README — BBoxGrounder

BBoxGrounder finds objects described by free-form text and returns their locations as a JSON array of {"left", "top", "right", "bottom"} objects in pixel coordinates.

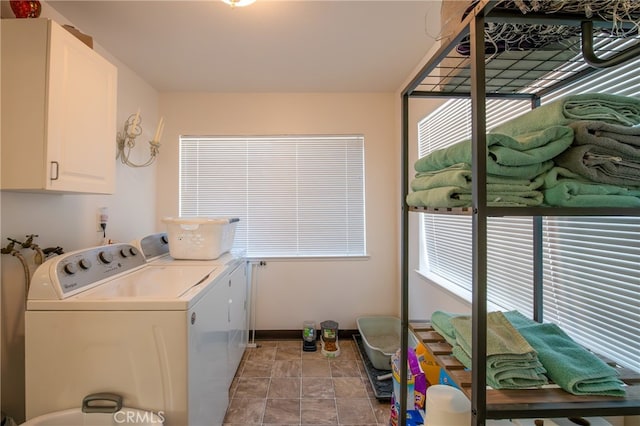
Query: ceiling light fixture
[{"left": 222, "top": 0, "right": 256, "bottom": 7}]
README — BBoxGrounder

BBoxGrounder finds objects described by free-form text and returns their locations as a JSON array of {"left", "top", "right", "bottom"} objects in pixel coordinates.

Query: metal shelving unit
[{"left": 399, "top": 1, "right": 640, "bottom": 425}]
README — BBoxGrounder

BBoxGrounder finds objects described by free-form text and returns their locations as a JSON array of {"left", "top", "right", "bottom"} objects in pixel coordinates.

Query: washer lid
[{"left": 28, "top": 265, "right": 220, "bottom": 311}]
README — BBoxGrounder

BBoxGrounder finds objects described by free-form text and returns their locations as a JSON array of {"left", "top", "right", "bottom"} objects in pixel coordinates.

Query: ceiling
[{"left": 46, "top": 0, "right": 443, "bottom": 93}]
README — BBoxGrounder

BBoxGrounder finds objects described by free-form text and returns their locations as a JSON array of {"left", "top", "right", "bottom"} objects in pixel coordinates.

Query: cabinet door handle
[{"left": 50, "top": 161, "right": 59, "bottom": 181}]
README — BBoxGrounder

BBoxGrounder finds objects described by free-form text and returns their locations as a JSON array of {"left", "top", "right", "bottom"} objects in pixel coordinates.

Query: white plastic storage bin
[{"left": 162, "top": 217, "right": 239, "bottom": 260}]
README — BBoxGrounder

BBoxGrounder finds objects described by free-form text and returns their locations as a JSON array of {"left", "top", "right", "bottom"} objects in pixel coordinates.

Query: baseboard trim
[{"left": 253, "top": 329, "right": 358, "bottom": 341}]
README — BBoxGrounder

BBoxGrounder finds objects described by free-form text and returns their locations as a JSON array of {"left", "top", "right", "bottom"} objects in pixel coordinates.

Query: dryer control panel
[
  {"left": 29, "top": 243, "right": 147, "bottom": 300},
  {"left": 137, "top": 232, "right": 170, "bottom": 260}
]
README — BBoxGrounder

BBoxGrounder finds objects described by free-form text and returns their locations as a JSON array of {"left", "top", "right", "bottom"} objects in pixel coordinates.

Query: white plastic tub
[
  {"left": 22, "top": 393, "right": 163, "bottom": 426},
  {"left": 162, "top": 217, "right": 239, "bottom": 260},
  {"left": 21, "top": 408, "right": 164, "bottom": 426},
  {"left": 356, "top": 315, "right": 418, "bottom": 370}
]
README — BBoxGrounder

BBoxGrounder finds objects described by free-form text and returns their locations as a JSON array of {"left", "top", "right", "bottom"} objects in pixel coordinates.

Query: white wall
[
  {"left": 0, "top": 4, "right": 160, "bottom": 422},
  {"left": 405, "top": 97, "right": 471, "bottom": 321},
  {"left": 156, "top": 92, "right": 400, "bottom": 331}
]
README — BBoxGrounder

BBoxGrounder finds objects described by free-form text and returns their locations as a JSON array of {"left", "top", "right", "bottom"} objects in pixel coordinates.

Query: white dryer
[
  {"left": 26, "top": 242, "right": 232, "bottom": 426},
  {"left": 133, "top": 233, "right": 249, "bottom": 384}
]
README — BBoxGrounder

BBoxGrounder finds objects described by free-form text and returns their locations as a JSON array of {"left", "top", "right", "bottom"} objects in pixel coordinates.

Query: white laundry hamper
[
  {"left": 162, "top": 217, "right": 239, "bottom": 260},
  {"left": 21, "top": 393, "right": 164, "bottom": 426}
]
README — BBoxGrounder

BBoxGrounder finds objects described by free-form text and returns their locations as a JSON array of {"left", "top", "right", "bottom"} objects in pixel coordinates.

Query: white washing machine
[
  {"left": 25, "top": 242, "right": 233, "bottom": 426},
  {"left": 133, "top": 232, "right": 249, "bottom": 380}
]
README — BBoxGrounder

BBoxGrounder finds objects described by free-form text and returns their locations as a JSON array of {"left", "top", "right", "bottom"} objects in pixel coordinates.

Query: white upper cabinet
[{"left": 1, "top": 19, "right": 117, "bottom": 194}]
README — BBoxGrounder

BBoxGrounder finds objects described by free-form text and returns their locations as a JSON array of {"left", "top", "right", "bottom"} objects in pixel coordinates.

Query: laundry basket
[
  {"left": 21, "top": 393, "right": 164, "bottom": 426},
  {"left": 162, "top": 217, "right": 239, "bottom": 260}
]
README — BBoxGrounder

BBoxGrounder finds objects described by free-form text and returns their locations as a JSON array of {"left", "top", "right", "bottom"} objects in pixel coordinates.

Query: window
[
  {"left": 419, "top": 97, "right": 536, "bottom": 316},
  {"left": 180, "top": 135, "right": 366, "bottom": 258},
  {"left": 417, "top": 55, "right": 640, "bottom": 372}
]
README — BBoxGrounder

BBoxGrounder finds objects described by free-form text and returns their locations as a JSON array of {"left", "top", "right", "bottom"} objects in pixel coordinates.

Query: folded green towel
[
  {"left": 571, "top": 120, "right": 640, "bottom": 149},
  {"left": 556, "top": 144, "right": 640, "bottom": 186},
  {"left": 488, "top": 361, "right": 548, "bottom": 390},
  {"left": 455, "top": 192, "right": 543, "bottom": 207},
  {"left": 414, "top": 129, "right": 571, "bottom": 179},
  {"left": 504, "top": 311, "right": 626, "bottom": 397},
  {"left": 517, "top": 323, "right": 626, "bottom": 396},
  {"left": 543, "top": 167, "right": 640, "bottom": 207},
  {"left": 411, "top": 163, "right": 546, "bottom": 192},
  {"left": 408, "top": 164, "right": 546, "bottom": 208},
  {"left": 430, "top": 310, "right": 461, "bottom": 346},
  {"left": 563, "top": 94, "right": 640, "bottom": 126},
  {"left": 489, "top": 127, "right": 574, "bottom": 166},
  {"left": 450, "top": 311, "right": 538, "bottom": 358},
  {"left": 452, "top": 345, "right": 549, "bottom": 390},
  {"left": 407, "top": 187, "right": 470, "bottom": 208},
  {"left": 503, "top": 310, "right": 535, "bottom": 329},
  {"left": 449, "top": 312, "right": 549, "bottom": 389},
  {"left": 406, "top": 187, "right": 543, "bottom": 208},
  {"left": 492, "top": 94, "right": 640, "bottom": 137}
]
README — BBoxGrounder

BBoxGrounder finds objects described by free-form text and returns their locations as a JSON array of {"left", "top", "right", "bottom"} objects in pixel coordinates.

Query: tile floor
[{"left": 223, "top": 339, "right": 393, "bottom": 425}]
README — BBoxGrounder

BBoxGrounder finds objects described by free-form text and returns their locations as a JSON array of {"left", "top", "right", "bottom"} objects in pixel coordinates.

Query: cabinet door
[
  {"left": 2, "top": 19, "right": 49, "bottom": 191},
  {"left": 228, "top": 262, "right": 248, "bottom": 381},
  {"left": 45, "top": 22, "right": 117, "bottom": 193}
]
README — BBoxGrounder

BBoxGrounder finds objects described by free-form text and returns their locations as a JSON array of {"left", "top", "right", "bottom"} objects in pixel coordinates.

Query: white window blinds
[
  {"left": 419, "top": 98, "right": 536, "bottom": 316},
  {"left": 423, "top": 214, "right": 535, "bottom": 316},
  {"left": 417, "top": 55, "right": 640, "bottom": 372},
  {"left": 180, "top": 135, "right": 366, "bottom": 258},
  {"left": 541, "top": 216, "right": 640, "bottom": 370}
]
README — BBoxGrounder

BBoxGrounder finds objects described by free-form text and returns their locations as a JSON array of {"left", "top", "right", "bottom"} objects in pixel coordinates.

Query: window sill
[
  {"left": 247, "top": 255, "right": 370, "bottom": 262},
  {"left": 414, "top": 269, "right": 504, "bottom": 312}
]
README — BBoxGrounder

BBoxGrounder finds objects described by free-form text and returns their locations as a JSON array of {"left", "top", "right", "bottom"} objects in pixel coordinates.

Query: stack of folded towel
[
  {"left": 407, "top": 93, "right": 640, "bottom": 208},
  {"left": 491, "top": 93, "right": 640, "bottom": 207},
  {"left": 430, "top": 310, "right": 548, "bottom": 389},
  {"left": 408, "top": 163, "right": 546, "bottom": 208},
  {"left": 407, "top": 127, "right": 573, "bottom": 208},
  {"left": 559, "top": 121, "right": 640, "bottom": 185},
  {"left": 546, "top": 121, "right": 640, "bottom": 206},
  {"left": 543, "top": 166, "right": 640, "bottom": 207},
  {"left": 430, "top": 310, "right": 627, "bottom": 396}
]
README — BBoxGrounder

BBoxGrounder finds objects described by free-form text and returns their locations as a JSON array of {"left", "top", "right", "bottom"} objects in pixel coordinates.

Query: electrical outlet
[{"left": 97, "top": 207, "right": 109, "bottom": 234}]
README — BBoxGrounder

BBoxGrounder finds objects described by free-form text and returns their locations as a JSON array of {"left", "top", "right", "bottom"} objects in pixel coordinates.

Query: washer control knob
[
  {"left": 99, "top": 251, "right": 114, "bottom": 264},
  {"left": 63, "top": 263, "right": 77, "bottom": 275},
  {"left": 120, "top": 247, "right": 139, "bottom": 257},
  {"left": 78, "top": 258, "right": 92, "bottom": 270}
]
